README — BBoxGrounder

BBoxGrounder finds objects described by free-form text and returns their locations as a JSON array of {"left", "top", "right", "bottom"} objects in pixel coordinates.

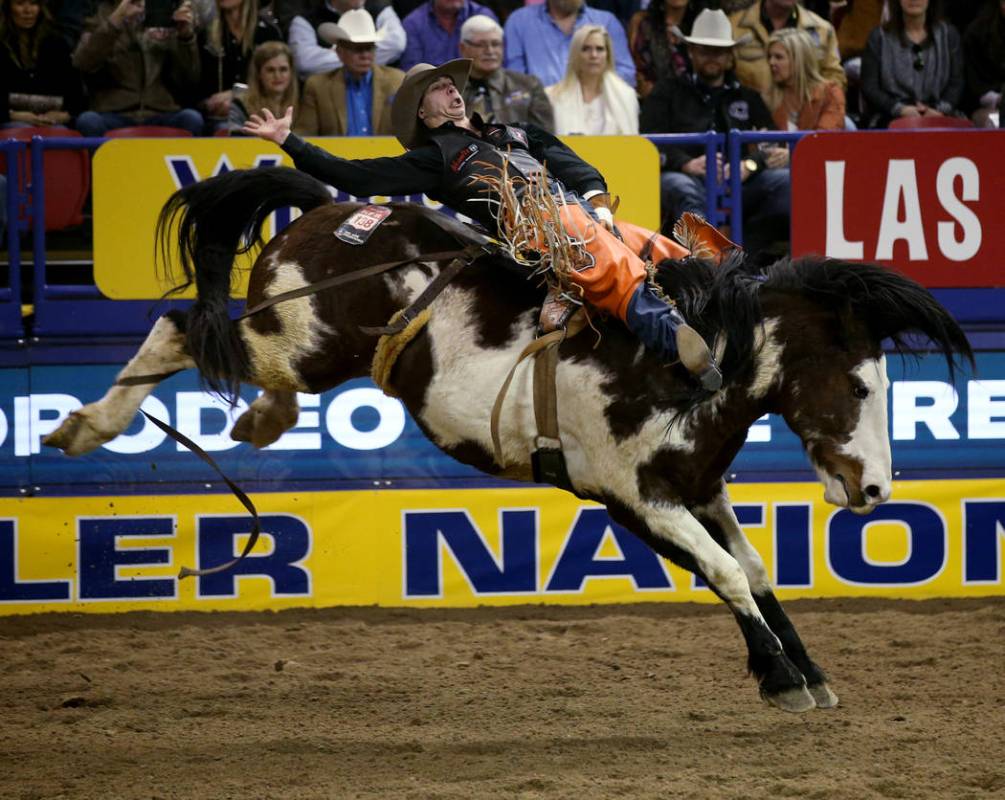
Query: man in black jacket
[
  {"left": 244, "top": 58, "right": 723, "bottom": 389},
  {"left": 640, "top": 9, "right": 790, "bottom": 255}
]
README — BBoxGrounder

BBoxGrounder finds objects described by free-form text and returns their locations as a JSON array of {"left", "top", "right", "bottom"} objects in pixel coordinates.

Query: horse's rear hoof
[
  {"left": 42, "top": 414, "right": 84, "bottom": 455},
  {"left": 230, "top": 410, "right": 255, "bottom": 444},
  {"left": 42, "top": 411, "right": 112, "bottom": 456},
  {"left": 762, "top": 685, "right": 816, "bottom": 713},
  {"left": 807, "top": 681, "right": 839, "bottom": 709}
]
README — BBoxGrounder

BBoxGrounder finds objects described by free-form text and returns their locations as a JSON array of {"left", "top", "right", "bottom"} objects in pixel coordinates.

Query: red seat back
[
  {"left": 104, "top": 126, "right": 195, "bottom": 138},
  {"left": 0, "top": 126, "right": 90, "bottom": 231},
  {"left": 888, "top": 115, "right": 975, "bottom": 130}
]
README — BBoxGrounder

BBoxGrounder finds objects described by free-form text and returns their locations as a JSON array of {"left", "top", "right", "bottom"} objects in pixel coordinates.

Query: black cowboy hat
[{"left": 391, "top": 58, "right": 472, "bottom": 150}]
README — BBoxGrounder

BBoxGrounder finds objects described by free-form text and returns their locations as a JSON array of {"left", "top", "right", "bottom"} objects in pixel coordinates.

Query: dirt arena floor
[{"left": 1, "top": 597, "right": 1003, "bottom": 800}]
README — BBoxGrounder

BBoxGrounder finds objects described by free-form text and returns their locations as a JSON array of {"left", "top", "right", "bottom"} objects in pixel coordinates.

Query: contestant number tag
[{"left": 335, "top": 205, "right": 392, "bottom": 245}]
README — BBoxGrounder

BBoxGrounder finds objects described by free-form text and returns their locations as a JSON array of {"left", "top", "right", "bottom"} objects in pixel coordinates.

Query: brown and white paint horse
[{"left": 45, "top": 168, "right": 973, "bottom": 713}]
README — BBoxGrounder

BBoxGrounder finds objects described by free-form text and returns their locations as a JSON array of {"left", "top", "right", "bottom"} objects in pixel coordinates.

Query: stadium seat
[
  {"left": 0, "top": 126, "right": 89, "bottom": 231},
  {"left": 888, "top": 115, "right": 975, "bottom": 130},
  {"left": 104, "top": 126, "right": 195, "bottom": 138}
]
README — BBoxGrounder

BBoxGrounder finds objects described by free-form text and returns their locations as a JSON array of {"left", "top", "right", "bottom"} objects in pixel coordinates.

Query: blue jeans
[
  {"left": 75, "top": 108, "right": 205, "bottom": 137},
  {"left": 660, "top": 168, "right": 791, "bottom": 255}
]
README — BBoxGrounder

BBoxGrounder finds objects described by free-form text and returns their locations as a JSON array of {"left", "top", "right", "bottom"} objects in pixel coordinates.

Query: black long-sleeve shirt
[
  {"left": 280, "top": 120, "right": 607, "bottom": 213},
  {"left": 640, "top": 72, "right": 775, "bottom": 172}
]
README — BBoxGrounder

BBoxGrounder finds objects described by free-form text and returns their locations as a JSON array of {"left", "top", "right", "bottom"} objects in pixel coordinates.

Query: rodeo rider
[{"left": 244, "top": 58, "right": 723, "bottom": 391}]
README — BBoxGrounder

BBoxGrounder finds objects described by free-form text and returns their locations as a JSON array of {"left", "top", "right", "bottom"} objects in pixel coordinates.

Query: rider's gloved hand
[{"left": 586, "top": 192, "right": 616, "bottom": 233}]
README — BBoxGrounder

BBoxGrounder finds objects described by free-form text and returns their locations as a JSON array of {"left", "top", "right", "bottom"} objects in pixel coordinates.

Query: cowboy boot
[{"left": 624, "top": 283, "right": 723, "bottom": 391}]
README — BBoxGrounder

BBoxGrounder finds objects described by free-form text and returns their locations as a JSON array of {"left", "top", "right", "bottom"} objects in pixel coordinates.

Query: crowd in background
[{"left": 0, "top": 0, "right": 1002, "bottom": 237}]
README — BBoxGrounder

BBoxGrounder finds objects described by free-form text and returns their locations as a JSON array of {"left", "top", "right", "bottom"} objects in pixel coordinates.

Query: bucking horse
[{"left": 44, "top": 167, "right": 973, "bottom": 713}]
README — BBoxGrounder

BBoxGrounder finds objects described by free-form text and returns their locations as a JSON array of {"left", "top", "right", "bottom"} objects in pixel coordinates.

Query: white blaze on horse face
[
  {"left": 840, "top": 355, "right": 892, "bottom": 506},
  {"left": 815, "top": 355, "right": 892, "bottom": 511}
]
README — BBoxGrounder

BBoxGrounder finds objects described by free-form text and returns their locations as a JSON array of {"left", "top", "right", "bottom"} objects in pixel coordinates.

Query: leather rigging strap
[
  {"left": 237, "top": 244, "right": 487, "bottom": 324},
  {"left": 141, "top": 410, "right": 263, "bottom": 579},
  {"left": 490, "top": 311, "right": 587, "bottom": 493},
  {"left": 359, "top": 255, "right": 470, "bottom": 336}
]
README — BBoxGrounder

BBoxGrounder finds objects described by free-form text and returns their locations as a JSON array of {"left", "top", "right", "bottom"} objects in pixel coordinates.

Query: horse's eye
[{"left": 853, "top": 384, "right": 869, "bottom": 400}]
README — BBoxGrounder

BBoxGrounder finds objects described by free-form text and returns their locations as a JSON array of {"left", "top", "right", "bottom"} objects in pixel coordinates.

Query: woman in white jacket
[{"left": 546, "top": 24, "right": 639, "bottom": 135}]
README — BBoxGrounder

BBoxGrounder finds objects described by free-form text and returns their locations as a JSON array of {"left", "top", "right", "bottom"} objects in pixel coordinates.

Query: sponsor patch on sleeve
[{"left": 334, "top": 205, "right": 393, "bottom": 245}]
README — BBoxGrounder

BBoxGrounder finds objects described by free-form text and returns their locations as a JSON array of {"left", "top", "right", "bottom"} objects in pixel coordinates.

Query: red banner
[{"left": 790, "top": 131, "right": 1004, "bottom": 288}]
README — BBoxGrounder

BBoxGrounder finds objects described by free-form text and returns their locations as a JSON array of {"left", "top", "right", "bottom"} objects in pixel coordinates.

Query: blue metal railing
[
  {"left": 726, "top": 129, "right": 809, "bottom": 247},
  {"left": 0, "top": 139, "right": 26, "bottom": 339},
  {"left": 2, "top": 128, "right": 1002, "bottom": 340},
  {"left": 644, "top": 132, "right": 726, "bottom": 226},
  {"left": 31, "top": 137, "right": 103, "bottom": 302},
  {"left": 16, "top": 135, "right": 195, "bottom": 338},
  {"left": 2, "top": 131, "right": 727, "bottom": 340}
]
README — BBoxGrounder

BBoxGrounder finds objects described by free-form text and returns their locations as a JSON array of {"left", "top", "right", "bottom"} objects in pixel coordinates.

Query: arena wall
[{"left": 1, "top": 133, "right": 1002, "bottom": 615}]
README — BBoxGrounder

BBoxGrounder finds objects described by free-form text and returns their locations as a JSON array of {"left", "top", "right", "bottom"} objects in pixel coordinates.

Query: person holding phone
[
  {"left": 72, "top": 0, "right": 205, "bottom": 136},
  {"left": 195, "top": 0, "right": 282, "bottom": 132}
]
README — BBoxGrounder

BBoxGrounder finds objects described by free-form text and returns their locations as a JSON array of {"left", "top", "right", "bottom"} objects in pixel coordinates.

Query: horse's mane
[
  {"left": 762, "top": 256, "right": 974, "bottom": 378},
  {"left": 653, "top": 253, "right": 974, "bottom": 387}
]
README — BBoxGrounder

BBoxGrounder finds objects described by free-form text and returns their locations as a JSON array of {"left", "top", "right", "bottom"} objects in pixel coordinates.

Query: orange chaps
[{"left": 549, "top": 205, "right": 689, "bottom": 321}]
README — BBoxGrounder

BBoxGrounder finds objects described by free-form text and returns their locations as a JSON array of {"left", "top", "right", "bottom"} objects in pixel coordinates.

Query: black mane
[{"left": 654, "top": 253, "right": 974, "bottom": 385}]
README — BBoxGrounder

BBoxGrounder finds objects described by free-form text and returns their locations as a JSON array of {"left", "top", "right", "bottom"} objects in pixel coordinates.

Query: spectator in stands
[
  {"left": 197, "top": 0, "right": 282, "bottom": 132},
  {"left": 964, "top": 0, "right": 1005, "bottom": 127},
  {"left": 53, "top": 0, "right": 100, "bottom": 48},
  {"left": 400, "top": 0, "right": 496, "bottom": 70},
  {"left": 504, "top": 0, "right": 635, "bottom": 88},
  {"left": 835, "top": 0, "right": 885, "bottom": 69},
  {"left": 289, "top": 0, "right": 405, "bottom": 79},
  {"left": 729, "top": 0, "right": 844, "bottom": 94},
  {"left": 228, "top": 40, "right": 298, "bottom": 130},
  {"left": 546, "top": 24, "right": 637, "bottom": 134},
  {"left": 0, "top": 0, "right": 85, "bottom": 127},
  {"left": 72, "top": 0, "right": 204, "bottom": 136},
  {"left": 765, "top": 27, "right": 845, "bottom": 130},
  {"left": 295, "top": 8, "right": 403, "bottom": 134},
  {"left": 640, "top": 9, "right": 789, "bottom": 255},
  {"left": 458, "top": 14, "right": 554, "bottom": 129},
  {"left": 628, "top": 0, "right": 699, "bottom": 98},
  {"left": 860, "top": 0, "right": 963, "bottom": 127}
]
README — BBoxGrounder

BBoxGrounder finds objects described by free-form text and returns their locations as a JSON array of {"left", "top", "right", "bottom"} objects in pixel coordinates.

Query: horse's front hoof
[
  {"left": 762, "top": 685, "right": 816, "bottom": 713},
  {"left": 806, "top": 681, "right": 839, "bottom": 709}
]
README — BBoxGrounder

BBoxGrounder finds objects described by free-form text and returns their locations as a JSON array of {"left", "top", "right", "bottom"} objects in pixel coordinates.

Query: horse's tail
[{"left": 155, "top": 167, "right": 332, "bottom": 399}]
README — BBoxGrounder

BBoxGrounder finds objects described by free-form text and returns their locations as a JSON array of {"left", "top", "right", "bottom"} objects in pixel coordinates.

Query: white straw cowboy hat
[
  {"left": 391, "top": 58, "right": 472, "bottom": 150},
  {"left": 318, "top": 8, "right": 386, "bottom": 45},
  {"left": 672, "top": 8, "right": 752, "bottom": 48}
]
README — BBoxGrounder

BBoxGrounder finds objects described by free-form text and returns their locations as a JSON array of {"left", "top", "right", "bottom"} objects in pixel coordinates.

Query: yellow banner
[
  {"left": 1, "top": 480, "right": 1002, "bottom": 615},
  {"left": 93, "top": 136, "right": 661, "bottom": 299}
]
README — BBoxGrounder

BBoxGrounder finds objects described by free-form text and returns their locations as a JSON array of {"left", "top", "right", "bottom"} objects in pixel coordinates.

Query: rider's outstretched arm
[
  {"left": 244, "top": 106, "right": 442, "bottom": 198},
  {"left": 280, "top": 133, "right": 442, "bottom": 198}
]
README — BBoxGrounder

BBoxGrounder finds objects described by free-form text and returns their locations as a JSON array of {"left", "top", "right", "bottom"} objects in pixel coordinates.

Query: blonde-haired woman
[
  {"left": 228, "top": 41, "right": 298, "bottom": 133},
  {"left": 197, "top": 0, "right": 282, "bottom": 131},
  {"left": 765, "top": 28, "right": 846, "bottom": 131},
  {"left": 546, "top": 25, "right": 639, "bottom": 136}
]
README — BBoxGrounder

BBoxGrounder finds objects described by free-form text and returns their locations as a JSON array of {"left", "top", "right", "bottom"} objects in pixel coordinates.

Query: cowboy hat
[
  {"left": 671, "top": 9, "right": 752, "bottom": 48},
  {"left": 318, "top": 9, "right": 385, "bottom": 45},
  {"left": 391, "top": 59, "right": 472, "bottom": 150}
]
